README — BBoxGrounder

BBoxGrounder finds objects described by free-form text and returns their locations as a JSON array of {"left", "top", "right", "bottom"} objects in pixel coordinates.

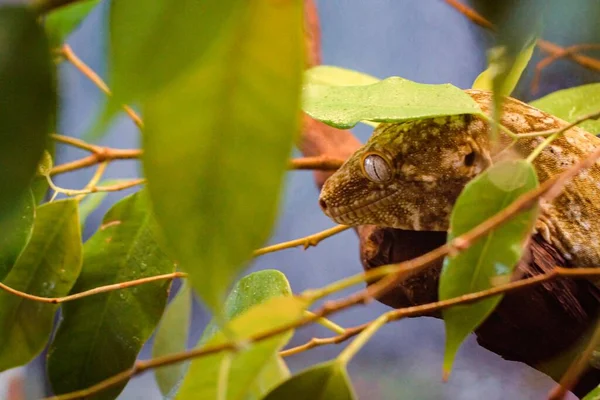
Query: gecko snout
[{"left": 318, "top": 197, "right": 328, "bottom": 213}]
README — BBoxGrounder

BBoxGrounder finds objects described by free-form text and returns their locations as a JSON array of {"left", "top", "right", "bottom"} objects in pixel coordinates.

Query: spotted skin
[{"left": 319, "top": 89, "right": 600, "bottom": 268}]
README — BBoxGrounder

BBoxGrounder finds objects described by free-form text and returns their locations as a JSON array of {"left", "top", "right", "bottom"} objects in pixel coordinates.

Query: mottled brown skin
[{"left": 320, "top": 89, "right": 600, "bottom": 270}]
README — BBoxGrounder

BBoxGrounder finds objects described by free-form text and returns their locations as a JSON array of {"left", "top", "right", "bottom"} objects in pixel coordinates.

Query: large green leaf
[
  {"left": 44, "top": 0, "right": 101, "bottom": 48},
  {"left": 142, "top": 0, "right": 304, "bottom": 313},
  {"left": 439, "top": 160, "right": 539, "bottom": 377},
  {"left": 302, "top": 77, "right": 483, "bottom": 129},
  {"left": 109, "top": 0, "right": 243, "bottom": 109},
  {"left": 0, "top": 199, "right": 82, "bottom": 372},
  {"left": 47, "top": 191, "right": 176, "bottom": 400},
  {"left": 304, "top": 65, "right": 379, "bottom": 87},
  {"left": 0, "top": 190, "right": 35, "bottom": 281},
  {"left": 175, "top": 274, "right": 305, "bottom": 400},
  {"left": 262, "top": 360, "right": 356, "bottom": 400},
  {"left": 78, "top": 179, "right": 132, "bottom": 227},
  {"left": 0, "top": 6, "right": 54, "bottom": 225},
  {"left": 152, "top": 281, "right": 192, "bottom": 398},
  {"left": 530, "top": 83, "right": 600, "bottom": 134}
]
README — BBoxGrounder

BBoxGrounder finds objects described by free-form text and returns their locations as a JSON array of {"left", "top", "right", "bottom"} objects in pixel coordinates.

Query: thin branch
[
  {"left": 443, "top": 0, "right": 495, "bottom": 31},
  {"left": 0, "top": 272, "right": 185, "bottom": 304},
  {"left": 51, "top": 134, "right": 99, "bottom": 153},
  {"left": 46, "top": 267, "right": 600, "bottom": 400},
  {"left": 253, "top": 225, "right": 350, "bottom": 257},
  {"left": 50, "top": 148, "right": 142, "bottom": 176},
  {"left": 548, "top": 321, "right": 600, "bottom": 400},
  {"left": 444, "top": 0, "right": 600, "bottom": 75},
  {"left": 284, "top": 267, "right": 600, "bottom": 358},
  {"left": 532, "top": 44, "right": 600, "bottom": 94},
  {"left": 288, "top": 156, "right": 345, "bottom": 171},
  {"left": 59, "top": 45, "right": 144, "bottom": 129},
  {"left": 47, "top": 176, "right": 145, "bottom": 197}
]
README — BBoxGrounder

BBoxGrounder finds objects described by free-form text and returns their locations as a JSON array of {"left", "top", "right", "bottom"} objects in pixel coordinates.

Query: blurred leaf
[
  {"left": 78, "top": 179, "right": 132, "bottom": 227},
  {"left": 164, "top": 270, "right": 293, "bottom": 398},
  {"left": 47, "top": 191, "right": 175, "bottom": 400},
  {"left": 304, "top": 66, "right": 379, "bottom": 86},
  {"left": 472, "top": 39, "right": 536, "bottom": 97},
  {"left": 583, "top": 385, "right": 600, "bottom": 400},
  {"left": 249, "top": 355, "right": 290, "bottom": 399},
  {"left": 439, "top": 160, "right": 539, "bottom": 377},
  {"left": 530, "top": 83, "right": 600, "bottom": 134},
  {"left": 176, "top": 291, "right": 306, "bottom": 400},
  {"left": 152, "top": 281, "right": 192, "bottom": 398},
  {"left": 142, "top": 0, "right": 304, "bottom": 313},
  {"left": 0, "top": 199, "right": 82, "bottom": 372},
  {"left": 0, "top": 6, "right": 54, "bottom": 225},
  {"left": 302, "top": 77, "right": 483, "bottom": 129},
  {"left": 200, "top": 270, "right": 293, "bottom": 345},
  {"left": 108, "top": 0, "right": 245, "bottom": 112},
  {"left": 262, "top": 360, "right": 356, "bottom": 400},
  {"left": 44, "top": 0, "right": 100, "bottom": 49},
  {"left": 0, "top": 190, "right": 35, "bottom": 281}
]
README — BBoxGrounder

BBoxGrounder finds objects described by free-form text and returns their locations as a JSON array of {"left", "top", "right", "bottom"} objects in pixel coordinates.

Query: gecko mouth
[{"left": 321, "top": 190, "right": 402, "bottom": 227}]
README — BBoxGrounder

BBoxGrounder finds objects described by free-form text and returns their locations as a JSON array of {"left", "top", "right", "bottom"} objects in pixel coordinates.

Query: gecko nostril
[{"left": 319, "top": 198, "right": 328, "bottom": 211}]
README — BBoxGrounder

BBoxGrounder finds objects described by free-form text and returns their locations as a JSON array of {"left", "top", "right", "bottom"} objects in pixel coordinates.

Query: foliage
[{"left": 0, "top": 1, "right": 597, "bottom": 399}]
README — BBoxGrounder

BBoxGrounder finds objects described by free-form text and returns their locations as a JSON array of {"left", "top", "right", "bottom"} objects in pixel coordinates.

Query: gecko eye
[{"left": 362, "top": 153, "right": 392, "bottom": 183}]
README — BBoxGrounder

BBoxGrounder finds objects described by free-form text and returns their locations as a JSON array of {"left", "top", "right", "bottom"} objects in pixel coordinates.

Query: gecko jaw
[{"left": 321, "top": 189, "right": 403, "bottom": 227}]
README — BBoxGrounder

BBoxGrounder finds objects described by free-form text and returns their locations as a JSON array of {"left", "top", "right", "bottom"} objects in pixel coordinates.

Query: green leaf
[
  {"left": 472, "top": 38, "right": 536, "bottom": 97},
  {"left": 530, "top": 83, "right": 600, "bottom": 134},
  {"left": 248, "top": 355, "right": 290, "bottom": 399},
  {"left": 0, "top": 199, "right": 82, "bottom": 372},
  {"left": 0, "top": 6, "right": 54, "bottom": 225},
  {"left": 302, "top": 77, "right": 483, "bottom": 129},
  {"left": 78, "top": 179, "right": 132, "bottom": 227},
  {"left": 262, "top": 360, "right": 356, "bottom": 400},
  {"left": 152, "top": 281, "right": 192, "bottom": 398},
  {"left": 304, "top": 66, "right": 380, "bottom": 87},
  {"left": 176, "top": 279, "right": 305, "bottom": 400},
  {"left": 142, "top": 0, "right": 304, "bottom": 313},
  {"left": 199, "top": 270, "right": 293, "bottom": 345},
  {"left": 44, "top": 0, "right": 100, "bottom": 49},
  {"left": 583, "top": 385, "right": 600, "bottom": 400},
  {"left": 0, "top": 190, "right": 35, "bottom": 281},
  {"left": 439, "top": 160, "right": 539, "bottom": 378},
  {"left": 47, "top": 191, "right": 176, "bottom": 400}
]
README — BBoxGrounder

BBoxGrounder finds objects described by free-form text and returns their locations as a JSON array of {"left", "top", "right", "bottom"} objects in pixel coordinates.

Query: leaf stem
[
  {"left": 526, "top": 109, "right": 600, "bottom": 163},
  {"left": 46, "top": 176, "right": 145, "bottom": 197},
  {"left": 304, "top": 310, "right": 346, "bottom": 335},
  {"left": 0, "top": 272, "right": 185, "bottom": 304},
  {"left": 288, "top": 156, "right": 345, "bottom": 171},
  {"left": 217, "top": 352, "right": 233, "bottom": 400},
  {"left": 253, "top": 225, "right": 350, "bottom": 257},
  {"left": 337, "top": 314, "right": 387, "bottom": 364},
  {"left": 59, "top": 45, "right": 144, "bottom": 129}
]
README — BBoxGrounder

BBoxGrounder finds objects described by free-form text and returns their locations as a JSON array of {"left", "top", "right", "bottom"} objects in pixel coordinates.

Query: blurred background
[{"left": 2, "top": 1, "right": 599, "bottom": 399}]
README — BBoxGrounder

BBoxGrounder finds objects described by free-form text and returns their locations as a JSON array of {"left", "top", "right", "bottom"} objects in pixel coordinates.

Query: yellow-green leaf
[
  {"left": 302, "top": 77, "right": 483, "bottom": 129},
  {"left": 142, "top": 0, "right": 304, "bottom": 314},
  {"left": 0, "top": 199, "right": 82, "bottom": 372},
  {"left": 175, "top": 295, "right": 308, "bottom": 400},
  {"left": 472, "top": 39, "right": 536, "bottom": 97},
  {"left": 0, "top": 6, "right": 54, "bottom": 225},
  {"left": 262, "top": 360, "right": 356, "bottom": 400},
  {"left": 47, "top": 191, "right": 176, "bottom": 400},
  {"left": 44, "top": 0, "right": 100, "bottom": 49},
  {"left": 439, "top": 160, "right": 539, "bottom": 378}
]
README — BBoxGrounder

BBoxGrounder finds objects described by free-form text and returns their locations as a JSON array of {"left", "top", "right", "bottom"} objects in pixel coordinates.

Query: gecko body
[{"left": 319, "top": 90, "right": 600, "bottom": 268}]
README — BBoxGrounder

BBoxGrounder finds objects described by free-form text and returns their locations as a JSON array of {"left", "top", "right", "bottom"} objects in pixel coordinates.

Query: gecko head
[{"left": 318, "top": 115, "right": 492, "bottom": 231}]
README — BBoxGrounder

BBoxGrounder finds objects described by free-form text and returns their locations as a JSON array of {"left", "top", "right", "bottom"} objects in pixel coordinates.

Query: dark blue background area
[{"left": 16, "top": 1, "right": 599, "bottom": 399}]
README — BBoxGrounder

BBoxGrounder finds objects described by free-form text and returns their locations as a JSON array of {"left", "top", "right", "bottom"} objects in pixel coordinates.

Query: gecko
[{"left": 318, "top": 89, "right": 600, "bottom": 269}]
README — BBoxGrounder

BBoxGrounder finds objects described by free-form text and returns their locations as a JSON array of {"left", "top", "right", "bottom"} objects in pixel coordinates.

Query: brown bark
[{"left": 302, "top": 1, "right": 599, "bottom": 397}]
